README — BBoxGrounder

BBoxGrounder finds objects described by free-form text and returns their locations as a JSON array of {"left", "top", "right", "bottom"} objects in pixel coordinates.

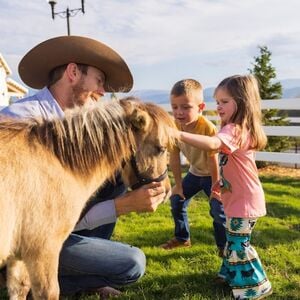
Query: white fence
[
  {"left": 160, "top": 98, "right": 300, "bottom": 166},
  {"left": 1, "top": 98, "right": 300, "bottom": 165}
]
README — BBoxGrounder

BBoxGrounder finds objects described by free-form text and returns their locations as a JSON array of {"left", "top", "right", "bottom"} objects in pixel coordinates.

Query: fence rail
[{"left": 161, "top": 98, "right": 300, "bottom": 166}]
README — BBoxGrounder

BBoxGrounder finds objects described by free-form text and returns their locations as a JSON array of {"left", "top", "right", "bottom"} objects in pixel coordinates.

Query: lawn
[{"left": 1, "top": 173, "right": 299, "bottom": 299}]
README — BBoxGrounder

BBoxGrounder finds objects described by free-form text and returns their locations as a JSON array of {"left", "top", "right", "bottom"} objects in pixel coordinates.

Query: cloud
[{"left": 1, "top": 0, "right": 300, "bottom": 89}]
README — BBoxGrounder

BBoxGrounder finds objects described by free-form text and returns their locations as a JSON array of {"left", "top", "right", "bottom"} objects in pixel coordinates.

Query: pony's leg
[
  {"left": 6, "top": 259, "right": 31, "bottom": 300},
  {"left": 25, "top": 248, "right": 60, "bottom": 300}
]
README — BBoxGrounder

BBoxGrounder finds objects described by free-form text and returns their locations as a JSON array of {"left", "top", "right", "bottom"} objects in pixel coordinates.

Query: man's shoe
[
  {"left": 72, "top": 286, "right": 122, "bottom": 300},
  {"left": 159, "top": 237, "right": 191, "bottom": 250},
  {"left": 97, "top": 286, "right": 122, "bottom": 299}
]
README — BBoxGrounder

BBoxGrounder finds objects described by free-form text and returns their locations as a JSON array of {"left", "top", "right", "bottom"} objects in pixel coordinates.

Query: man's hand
[{"left": 115, "top": 182, "right": 167, "bottom": 216}]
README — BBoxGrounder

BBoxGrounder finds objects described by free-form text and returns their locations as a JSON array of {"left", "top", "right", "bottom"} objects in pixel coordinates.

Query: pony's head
[{"left": 119, "top": 98, "right": 177, "bottom": 195}]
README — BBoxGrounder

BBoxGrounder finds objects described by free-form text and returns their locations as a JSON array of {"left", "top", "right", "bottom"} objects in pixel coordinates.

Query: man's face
[{"left": 72, "top": 66, "right": 106, "bottom": 106}]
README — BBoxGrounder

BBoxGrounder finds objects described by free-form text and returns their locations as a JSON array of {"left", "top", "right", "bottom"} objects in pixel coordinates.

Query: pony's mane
[
  {"left": 0, "top": 99, "right": 176, "bottom": 177},
  {"left": 0, "top": 101, "right": 136, "bottom": 176}
]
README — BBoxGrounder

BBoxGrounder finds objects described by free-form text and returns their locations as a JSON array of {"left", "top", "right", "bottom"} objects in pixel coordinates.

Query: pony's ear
[{"left": 130, "top": 108, "right": 151, "bottom": 133}]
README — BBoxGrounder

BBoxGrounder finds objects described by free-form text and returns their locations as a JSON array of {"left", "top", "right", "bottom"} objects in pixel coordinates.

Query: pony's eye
[{"left": 155, "top": 145, "right": 166, "bottom": 155}]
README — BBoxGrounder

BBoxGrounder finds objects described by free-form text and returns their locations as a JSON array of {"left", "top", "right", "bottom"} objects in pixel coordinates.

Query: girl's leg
[{"left": 223, "top": 217, "right": 272, "bottom": 299}]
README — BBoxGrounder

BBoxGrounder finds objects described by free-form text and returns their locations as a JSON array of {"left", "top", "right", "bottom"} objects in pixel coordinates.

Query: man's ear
[
  {"left": 65, "top": 63, "right": 80, "bottom": 83},
  {"left": 129, "top": 108, "right": 151, "bottom": 133}
]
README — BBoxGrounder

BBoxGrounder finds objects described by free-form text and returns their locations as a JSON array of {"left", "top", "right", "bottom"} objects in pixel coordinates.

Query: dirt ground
[{"left": 258, "top": 165, "right": 300, "bottom": 178}]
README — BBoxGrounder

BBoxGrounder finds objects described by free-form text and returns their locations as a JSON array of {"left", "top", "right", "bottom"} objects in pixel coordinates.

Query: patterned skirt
[{"left": 219, "top": 217, "right": 272, "bottom": 299}]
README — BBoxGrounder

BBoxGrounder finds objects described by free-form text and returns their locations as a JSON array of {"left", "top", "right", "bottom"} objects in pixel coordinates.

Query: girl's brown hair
[{"left": 214, "top": 74, "right": 267, "bottom": 150}]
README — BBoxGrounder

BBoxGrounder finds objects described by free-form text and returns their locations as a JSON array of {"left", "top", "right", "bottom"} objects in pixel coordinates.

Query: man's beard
[{"left": 72, "top": 82, "right": 101, "bottom": 107}]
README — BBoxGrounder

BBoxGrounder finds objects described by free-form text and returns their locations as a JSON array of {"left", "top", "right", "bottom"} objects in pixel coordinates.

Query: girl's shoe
[
  {"left": 254, "top": 287, "right": 273, "bottom": 300},
  {"left": 234, "top": 287, "right": 273, "bottom": 300}
]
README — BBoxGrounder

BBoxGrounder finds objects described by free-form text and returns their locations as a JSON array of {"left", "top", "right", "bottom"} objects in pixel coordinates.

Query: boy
[{"left": 160, "top": 79, "right": 226, "bottom": 257}]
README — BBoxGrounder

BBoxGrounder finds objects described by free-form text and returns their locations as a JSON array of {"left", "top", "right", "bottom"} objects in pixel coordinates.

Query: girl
[{"left": 178, "top": 75, "right": 272, "bottom": 299}]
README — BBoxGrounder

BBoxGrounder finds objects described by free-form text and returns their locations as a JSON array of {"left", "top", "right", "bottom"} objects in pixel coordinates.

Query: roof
[
  {"left": 0, "top": 53, "right": 12, "bottom": 75},
  {"left": 7, "top": 77, "right": 28, "bottom": 95}
]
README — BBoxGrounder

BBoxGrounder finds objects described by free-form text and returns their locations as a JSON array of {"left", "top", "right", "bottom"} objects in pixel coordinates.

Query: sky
[{"left": 0, "top": 0, "right": 300, "bottom": 92}]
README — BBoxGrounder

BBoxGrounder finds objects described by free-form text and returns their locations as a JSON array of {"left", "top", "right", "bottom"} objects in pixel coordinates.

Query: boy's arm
[{"left": 169, "top": 148, "right": 185, "bottom": 199}]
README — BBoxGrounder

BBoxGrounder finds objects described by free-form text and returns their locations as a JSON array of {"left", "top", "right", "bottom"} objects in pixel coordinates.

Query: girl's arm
[{"left": 179, "top": 131, "right": 222, "bottom": 151}]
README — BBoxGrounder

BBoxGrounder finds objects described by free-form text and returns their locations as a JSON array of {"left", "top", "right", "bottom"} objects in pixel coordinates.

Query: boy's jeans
[{"left": 170, "top": 172, "right": 226, "bottom": 249}]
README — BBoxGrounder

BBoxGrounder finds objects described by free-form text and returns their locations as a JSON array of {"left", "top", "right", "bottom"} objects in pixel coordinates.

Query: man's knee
[
  {"left": 126, "top": 247, "right": 146, "bottom": 282},
  {"left": 110, "top": 246, "right": 146, "bottom": 287}
]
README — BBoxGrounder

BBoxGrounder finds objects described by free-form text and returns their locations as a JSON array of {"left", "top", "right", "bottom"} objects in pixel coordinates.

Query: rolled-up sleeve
[{"left": 73, "top": 200, "right": 117, "bottom": 231}]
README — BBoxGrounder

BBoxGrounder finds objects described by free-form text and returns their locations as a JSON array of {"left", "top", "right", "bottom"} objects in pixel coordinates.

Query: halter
[{"left": 129, "top": 155, "right": 168, "bottom": 190}]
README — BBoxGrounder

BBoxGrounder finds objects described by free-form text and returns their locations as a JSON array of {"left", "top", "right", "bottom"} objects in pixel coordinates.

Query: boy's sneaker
[
  {"left": 159, "top": 237, "right": 191, "bottom": 250},
  {"left": 218, "top": 247, "right": 225, "bottom": 258}
]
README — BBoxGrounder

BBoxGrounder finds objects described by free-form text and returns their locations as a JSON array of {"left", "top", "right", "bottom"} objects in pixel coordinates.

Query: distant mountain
[
  {"left": 131, "top": 79, "right": 300, "bottom": 105},
  {"left": 130, "top": 90, "right": 169, "bottom": 104},
  {"left": 130, "top": 87, "right": 215, "bottom": 104},
  {"left": 16, "top": 79, "right": 300, "bottom": 106},
  {"left": 280, "top": 78, "right": 300, "bottom": 90},
  {"left": 282, "top": 86, "right": 300, "bottom": 98},
  {"left": 280, "top": 79, "right": 300, "bottom": 98}
]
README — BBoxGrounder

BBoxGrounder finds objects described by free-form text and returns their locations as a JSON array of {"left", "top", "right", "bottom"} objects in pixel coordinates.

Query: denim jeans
[
  {"left": 170, "top": 172, "right": 226, "bottom": 249},
  {"left": 58, "top": 234, "right": 146, "bottom": 295},
  {"left": 58, "top": 175, "right": 146, "bottom": 295}
]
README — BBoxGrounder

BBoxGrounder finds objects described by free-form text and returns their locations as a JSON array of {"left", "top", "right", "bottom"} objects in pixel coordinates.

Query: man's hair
[
  {"left": 170, "top": 79, "right": 203, "bottom": 97},
  {"left": 47, "top": 64, "right": 89, "bottom": 86}
]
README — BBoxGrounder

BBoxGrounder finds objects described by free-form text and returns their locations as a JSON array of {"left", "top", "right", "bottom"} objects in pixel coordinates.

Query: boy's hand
[
  {"left": 171, "top": 184, "right": 185, "bottom": 200},
  {"left": 210, "top": 181, "right": 221, "bottom": 201}
]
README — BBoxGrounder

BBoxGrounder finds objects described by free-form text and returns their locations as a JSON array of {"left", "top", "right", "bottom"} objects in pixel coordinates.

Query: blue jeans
[
  {"left": 58, "top": 234, "right": 146, "bottom": 295},
  {"left": 170, "top": 172, "right": 226, "bottom": 249},
  {"left": 58, "top": 176, "right": 146, "bottom": 295}
]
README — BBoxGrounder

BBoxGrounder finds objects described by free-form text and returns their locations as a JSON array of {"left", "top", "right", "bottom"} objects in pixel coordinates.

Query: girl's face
[{"left": 215, "top": 88, "right": 237, "bottom": 125}]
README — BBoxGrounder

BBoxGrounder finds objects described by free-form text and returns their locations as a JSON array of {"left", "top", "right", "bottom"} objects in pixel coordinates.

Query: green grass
[
  {"left": 108, "top": 174, "right": 300, "bottom": 300},
  {"left": 1, "top": 174, "right": 299, "bottom": 299}
]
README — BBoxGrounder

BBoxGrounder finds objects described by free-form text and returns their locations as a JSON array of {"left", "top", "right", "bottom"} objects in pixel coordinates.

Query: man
[{"left": 0, "top": 35, "right": 167, "bottom": 298}]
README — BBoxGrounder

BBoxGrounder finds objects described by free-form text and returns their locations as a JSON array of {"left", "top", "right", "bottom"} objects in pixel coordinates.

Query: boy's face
[{"left": 170, "top": 92, "right": 204, "bottom": 127}]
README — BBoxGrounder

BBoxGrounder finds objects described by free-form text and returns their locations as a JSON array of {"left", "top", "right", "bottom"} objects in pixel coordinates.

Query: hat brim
[{"left": 18, "top": 35, "right": 133, "bottom": 92}]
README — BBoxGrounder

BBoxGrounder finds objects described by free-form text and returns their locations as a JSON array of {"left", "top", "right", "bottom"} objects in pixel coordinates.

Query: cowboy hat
[{"left": 18, "top": 35, "right": 133, "bottom": 92}]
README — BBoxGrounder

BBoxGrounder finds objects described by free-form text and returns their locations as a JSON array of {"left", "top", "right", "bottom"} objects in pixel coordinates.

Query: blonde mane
[{"left": 0, "top": 101, "right": 136, "bottom": 177}]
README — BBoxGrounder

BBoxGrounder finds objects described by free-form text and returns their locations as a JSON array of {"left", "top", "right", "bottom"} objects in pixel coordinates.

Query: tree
[{"left": 249, "top": 46, "right": 292, "bottom": 166}]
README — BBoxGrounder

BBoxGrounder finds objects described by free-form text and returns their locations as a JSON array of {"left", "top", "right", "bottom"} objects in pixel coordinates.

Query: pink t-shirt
[{"left": 216, "top": 124, "right": 266, "bottom": 218}]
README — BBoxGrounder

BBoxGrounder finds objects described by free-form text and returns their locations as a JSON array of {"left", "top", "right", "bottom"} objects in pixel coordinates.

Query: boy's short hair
[{"left": 170, "top": 79, "right": 203, "bottom": 97}]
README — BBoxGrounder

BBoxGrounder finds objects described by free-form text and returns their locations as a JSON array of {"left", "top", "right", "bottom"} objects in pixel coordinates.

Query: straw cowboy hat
[{"left": 18, "top": 35, "right": 133, "bottom": 92}]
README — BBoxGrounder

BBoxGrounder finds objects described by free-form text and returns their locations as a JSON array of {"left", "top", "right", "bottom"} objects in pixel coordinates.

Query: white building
[{"left": 0, "top": 53, "right": 28, "bottom": 107}]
